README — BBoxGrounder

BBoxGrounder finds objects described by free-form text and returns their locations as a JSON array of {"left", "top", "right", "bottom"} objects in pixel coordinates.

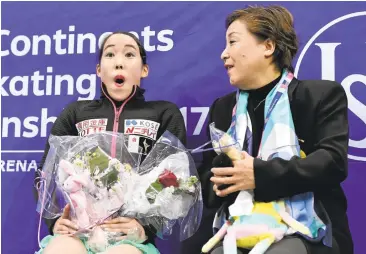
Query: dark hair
[
  {"left": 98, "top": 31, "right": 147, "bottom": 65},
  {"left": 226, "top": 5, "right": 298, "bottom": 72}
]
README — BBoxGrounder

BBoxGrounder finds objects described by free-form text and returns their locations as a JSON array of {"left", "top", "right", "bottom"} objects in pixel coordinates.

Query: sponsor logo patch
[
  {"left": 124, "top": 119, "right": 160, "bottom": 140},
  {"left": 76, "top": 118, "right": 108, "bottom": 137}
]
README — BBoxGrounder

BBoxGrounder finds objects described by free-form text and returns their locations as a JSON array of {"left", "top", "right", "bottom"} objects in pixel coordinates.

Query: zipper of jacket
[{"left": 101, "top": 84, "right": 137, "bottom": 158}]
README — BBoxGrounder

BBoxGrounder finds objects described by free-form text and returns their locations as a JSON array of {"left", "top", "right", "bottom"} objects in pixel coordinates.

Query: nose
[
  {"left": 115, "top": 58, "right": 124, "bottom": 70},
  {"left": 115, "top": 63, "right": 123, "bottom": 70},
  {"left": 221, "top": 47, "right": 229, "bottom": 63}
]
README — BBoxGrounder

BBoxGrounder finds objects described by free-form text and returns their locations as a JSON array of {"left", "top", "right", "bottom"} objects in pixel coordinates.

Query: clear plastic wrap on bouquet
[
  {"left": 209, "top": 122, "right": 243, "bottom": 160},
  {"left": 36, "top": 132, "right": 140, "bottom": 252},
  {"left": 121, "top": 131, "right": 203, "bottom": 241}
]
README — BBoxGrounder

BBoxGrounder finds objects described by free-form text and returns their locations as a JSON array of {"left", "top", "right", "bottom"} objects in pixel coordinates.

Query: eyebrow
[
  {"left": 104, "top": 44, "right": 137, "bottom": 51},
  {"left": 104, "top": 44, "right": 115, "bottom": 51},
  {"left": 228, "top": 32, "right": 240, "bottom": 37},
  {"left": 124, "top": 44, "right": 137, "bottom": 50}
]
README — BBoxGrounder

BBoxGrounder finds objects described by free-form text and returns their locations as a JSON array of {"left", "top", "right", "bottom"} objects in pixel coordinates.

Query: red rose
[{"left": 158, "top": 169, "right": 179, "bottom": 187}]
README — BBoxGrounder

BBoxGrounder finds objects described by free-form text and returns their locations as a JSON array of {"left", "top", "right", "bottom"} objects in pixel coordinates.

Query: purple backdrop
[{"left": 1, "top": 2, "right": 366, "bottom": 254}]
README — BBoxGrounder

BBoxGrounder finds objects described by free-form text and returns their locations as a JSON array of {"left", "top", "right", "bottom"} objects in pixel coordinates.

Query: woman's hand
[
  {"left": 53, "top": 204, "right": 79, "bottom": 235},
  {"left": 210, "top": 151, "right": 255, "bottom": 197},
  {"left": 101, "top": 217, "right": 146, "bottom": 241}
]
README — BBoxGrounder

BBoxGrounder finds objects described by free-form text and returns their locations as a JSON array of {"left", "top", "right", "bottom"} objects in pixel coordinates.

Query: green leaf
[
  {"left": 146, "top": 180, "right": 163, "bottom": 204},
  {"left": 100, "top": 168, "right": 119, "bottom": 187},
  {"left": 87, "top": 147, "right": 110, "bottom": 175}
]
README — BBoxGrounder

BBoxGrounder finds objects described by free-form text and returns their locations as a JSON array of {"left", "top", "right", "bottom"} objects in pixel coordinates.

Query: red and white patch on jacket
[
  {"left": 124, "top": 119, "right": 160, "bottom": 140},
  {"left": 75, "top": 118, "right": 108, "bottom": 137}
]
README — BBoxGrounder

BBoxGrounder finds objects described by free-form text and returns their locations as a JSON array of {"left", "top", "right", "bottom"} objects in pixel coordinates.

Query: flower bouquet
[
  {"left": 36, "top": 131, "right": 203, "bottom": 252},
  {"left": 36, "top": 132, "right": 139, "bottom": 252}
]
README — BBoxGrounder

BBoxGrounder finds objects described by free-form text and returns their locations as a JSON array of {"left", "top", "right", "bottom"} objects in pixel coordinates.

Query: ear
[
  {"left": 263, "top": 39, "right": 276, "bottom": 58},
  {"left": 141, "top": 64, "right": 149, "bottom": 79},
  {"left": 60, "top": 160, "right": 76, "bottom": 175},
  {"left": 96, "top": 64, "right": 101, "bottom": 78}
]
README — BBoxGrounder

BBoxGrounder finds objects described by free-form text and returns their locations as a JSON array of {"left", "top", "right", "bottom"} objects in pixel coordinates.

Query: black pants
[{"left": 210, "top": 236, "right": 340, "bottom": 254}]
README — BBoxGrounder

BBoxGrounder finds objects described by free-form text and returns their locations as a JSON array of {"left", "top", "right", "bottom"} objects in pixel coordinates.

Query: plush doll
[
  {"left": 202, "top": 134, "right": 311, "bottom": 254},
  {"left": 59, "top": 159, "right": 91, "bottom": 228},
  {"left": 212, "top": 133, "right": 243, "bottom": 161}
]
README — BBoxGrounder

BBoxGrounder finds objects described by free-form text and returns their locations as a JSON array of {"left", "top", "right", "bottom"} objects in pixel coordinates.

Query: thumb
[
  {"left": 62, "top": 204, "right": 71, "bottom": 219},
  {"left": 241, "top": 151, "right": 248, "bottom": 159}
]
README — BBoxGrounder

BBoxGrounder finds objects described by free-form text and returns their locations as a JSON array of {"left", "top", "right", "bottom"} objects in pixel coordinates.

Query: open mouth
[{"left": 114, "top": 75, "right": 125, "bottom": 87}]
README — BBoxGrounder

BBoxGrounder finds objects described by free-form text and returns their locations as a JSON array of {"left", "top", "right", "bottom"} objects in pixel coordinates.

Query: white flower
[
  {"left": 94, "top": 167, "right": 100, "bottom": 176},
  {"left": 96, "top": 180, "right": 104, "bottom": 188},
  {"left": 108, "top": 158, "right": 122, "bottom": 171},
  {"left": 73, "top": 158, "right": 85, "bottom": 170},
  {"left": 188, "top": 186, "right": 195, "bottom": 193},
  {"left": 166, "top": 186, "right": 175, "bottom": 194}
]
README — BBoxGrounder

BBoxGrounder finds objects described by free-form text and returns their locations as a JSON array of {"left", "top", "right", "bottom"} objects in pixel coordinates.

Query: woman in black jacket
[{"left": 199, "top": 6, "right": 353, "bottom": 254}]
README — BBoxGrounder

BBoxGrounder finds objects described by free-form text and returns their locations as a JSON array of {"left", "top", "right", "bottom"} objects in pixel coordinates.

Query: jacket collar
[{"left": 100, "top": 84, "right": 146, "bottom": 107}]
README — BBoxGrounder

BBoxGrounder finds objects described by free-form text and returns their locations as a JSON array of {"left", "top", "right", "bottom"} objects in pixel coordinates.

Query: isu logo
[{"left": 294, "top": 11, "right": 366, "bottom": 161}]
